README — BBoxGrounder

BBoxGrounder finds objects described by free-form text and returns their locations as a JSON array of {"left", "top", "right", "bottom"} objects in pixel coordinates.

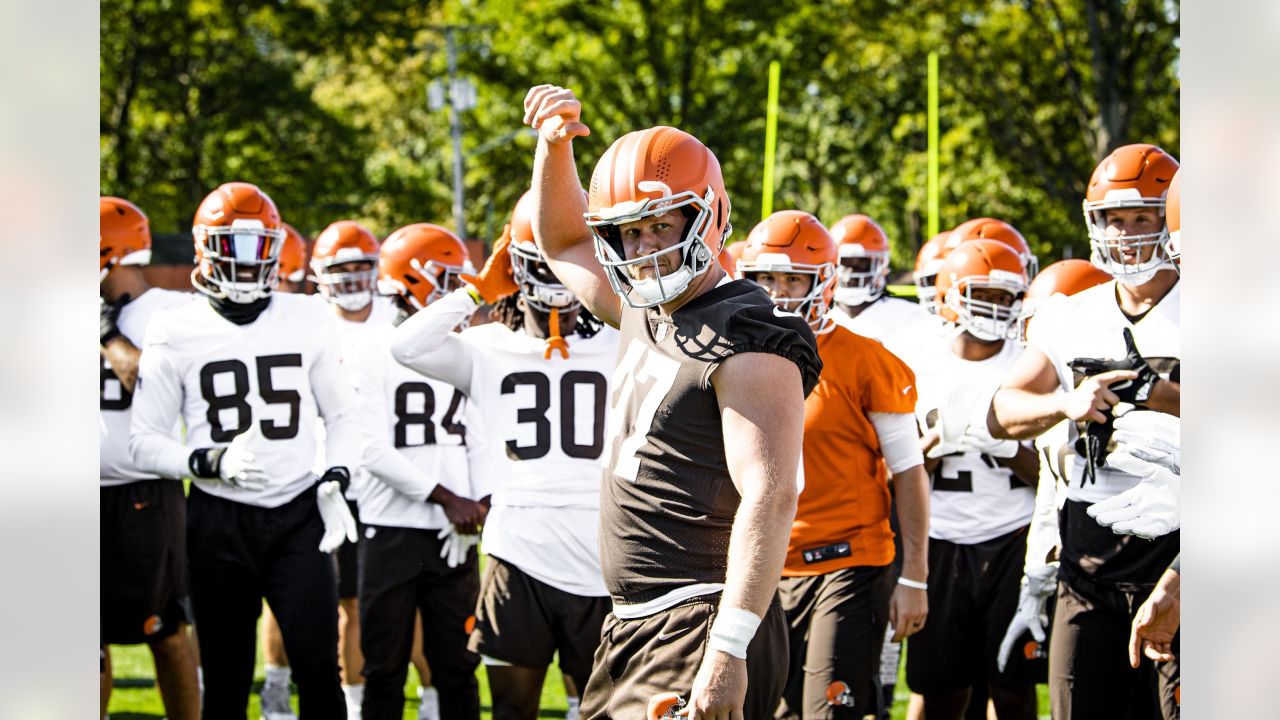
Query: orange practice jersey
[{"left": 784, "top": 325, "right": 918, "bottom": 576}]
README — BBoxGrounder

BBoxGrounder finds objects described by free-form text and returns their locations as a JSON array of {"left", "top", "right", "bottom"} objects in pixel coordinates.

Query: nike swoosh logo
[
  {"left": 656, "top": 625, "right": 695, "bottom": 642},
  {"left": 902, "top": 385, "right": 913, "bottom": 395},
  {"left": 773, "top": 306, "right": 800, "bottom": 318}
]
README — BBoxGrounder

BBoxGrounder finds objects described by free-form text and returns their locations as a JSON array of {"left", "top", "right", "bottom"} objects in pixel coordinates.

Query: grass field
[{"left": 106, "top": 630, "right": 1049, "bottom": 719}]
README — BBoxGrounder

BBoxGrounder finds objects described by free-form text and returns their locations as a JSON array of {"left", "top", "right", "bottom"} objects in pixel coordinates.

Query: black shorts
[
  {"left": 580, "top": 595, "right": 787, "bottom": 720},
  {"left": 468, "top": 555, "right": 609, "bottom": 683},
  {"left": 101, "top": 480, "right": 191, "bottom": 645},
  {"left": 333, "top": 498, "right": 360, "bottom": 600},
  {"left": 906, "top": 526, "right": 1044, "bottom": 694},
  {"left": 776, "top": 564, "right": 895, "bottom": 719}
]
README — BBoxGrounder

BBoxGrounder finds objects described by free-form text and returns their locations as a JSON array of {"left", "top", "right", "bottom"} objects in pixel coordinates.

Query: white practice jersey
[
  {"left": 130, "top": 293, "right": 361, "bottom": 508},
  {"left": 342, "top": 322, "right": 485, "bottom": 529},
  {"left": 391, "top": 289, "right": 618, "bottom": 597},
  {"left": 901, "top": 337, "right": 1035, "bottom": 544},
  {"left": 312, "top": 293, "right": 400, "bottom": 498},
  {"left": 829, "top": 295, "right": 929, "bottom": 345},
  {"left": 1028, "top": 280, "right": 1180, "bottom": 504},
  {"left": 100, "top": 288, "right": 194, "bottom": 486}
]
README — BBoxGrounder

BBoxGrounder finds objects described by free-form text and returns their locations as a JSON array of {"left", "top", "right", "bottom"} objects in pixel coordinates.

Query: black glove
[
  {"left": 1107, "top": 328, "right": 1161, "bottom": 405},
  {"left": 321, "top": 466, "right": 352, "bottom": 495},
  {"left": 188, "top": 447, "right": 225, "bottom": 479},
  {"left": 100, "top": 293, "right": 132, "bottom": 345}
]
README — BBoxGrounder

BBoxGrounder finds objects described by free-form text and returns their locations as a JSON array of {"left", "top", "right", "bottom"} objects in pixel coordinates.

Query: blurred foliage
[{"left": 101, "top": 0, "right": 1179, "bottom": 267}]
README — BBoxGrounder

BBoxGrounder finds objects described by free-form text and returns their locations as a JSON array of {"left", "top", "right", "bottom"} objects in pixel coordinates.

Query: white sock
[
  {"left": 264, "top": 664, "right": 291, "bottom": 688},
  {"left": 343, "top": 683, "right": 365, "bottom": 711},
  {"left": 196, "top": 666, "right": 204, "bottom": 694},
  {"left": 420, "top": 685, "right": 439, "bottom": 701}
]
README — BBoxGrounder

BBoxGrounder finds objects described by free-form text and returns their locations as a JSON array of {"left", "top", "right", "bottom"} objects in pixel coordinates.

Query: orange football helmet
[
  {"left": 276, "top": 223, "right": 308, "bottom": 288},
  {"left": 100, "top": 196, "right": 152, "bottom": 283},
  {"left": 191, "top": 182, "right": 286, "bottom": 303},
  {"left": 1165, "top": 169, "right": 1181, "bottom": 270},
  {"left": 311, "top": 220, "right": 380, "bottom": 311},
  {"left": 829, "top": 214, "right": 890, "bottom": 306},
  {"left": 946, "top": 217, "right": 1038, "bottom": 279},
  {"left": 1083, "top": 143, "right": 1179, "bottom": 284},
  {"left": 584, "top": 126, "right": 731, "bottom": 307},
  {"left": 377, "top": 223, "right": 475, "bottom": 310},
  {"left": 935, "top": 239, "right": 1028, "bottom": 342},
  {"left": 509, "top": 190, "right": 579, "bottom": 312},
  {"left": 737, "top": 210, "right": 837, "bottom": 332},
  {"left": 914, "top": 231, "right": 951, "bottom": 314},
  {"left": 1019, "top": 259, "right": 1112, "bottom": 342}
]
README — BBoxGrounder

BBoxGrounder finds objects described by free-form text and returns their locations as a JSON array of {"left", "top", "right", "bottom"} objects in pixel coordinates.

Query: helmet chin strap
[{"left": 543, "top": 308, "right": 570, "bottom": 360}]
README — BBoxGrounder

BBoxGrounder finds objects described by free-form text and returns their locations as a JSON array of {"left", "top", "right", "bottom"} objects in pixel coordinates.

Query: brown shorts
[
  {"left": 467, "top": 555, "right": 609, "bottom": 684},
  {"left": 580, "top": 595, "right": 787, "bottom": 720},
  {"left": 776, "top": 564, "right": 895, "bottom": 719},
  {"left": 101, "top": 479, "right": 191, "bottom": 645}
]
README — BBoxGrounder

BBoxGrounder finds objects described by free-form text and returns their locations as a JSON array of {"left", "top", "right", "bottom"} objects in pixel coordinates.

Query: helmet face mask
[
  {"left": 945, "top": 272, "right": 1025, "bottom": 342},
  {"left": 315, "top": 258, "right": 378, "bottom": 312},
  {"left": 194, "top": 220, "right": 284, "bottom": 303},
  {"left": 1082, "top": 143, "right": 1179, "bottom": 286},
  {"left": 834, "top": 249, "right": 889, "bottom": 306},
  {"left": 741, "top": 259, "right": 835, "bottom": 331},
  {"left": 510, "top": 240, "right": 580, "bottom": 313},
  {"left": 587, "top": 187, "right": 721, "bottom": 308},
  {"left": 1085, "top": 202, "right": 1171, "bottom": 286},
  {"left": 914, "top": 268, "right": 942, "bottom": 314}
]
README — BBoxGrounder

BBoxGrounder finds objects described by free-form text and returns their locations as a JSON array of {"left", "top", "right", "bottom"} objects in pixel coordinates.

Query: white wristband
[
  {"left": 898, "top": 577, "right": 928, "bottom": 591},
  {"left": 707, "top": 607, "right": 761, "bottom": 660}
]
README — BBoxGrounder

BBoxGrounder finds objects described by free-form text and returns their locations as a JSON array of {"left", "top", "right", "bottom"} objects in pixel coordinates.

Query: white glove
[
  {"left": 437, "top": 525, "right": 479, "bottom": 568},
  {"left": 926, "top": 429, "right": 1019, "bottom": 460},
  {"left": 997, "top": 563, "right": 1058, "bottom": 672},
  {"left": 1110, "top": 412, "right": 1180, "bottom": 473},
  {"left": 1087, "top": 451, "right": 1180, "bottom": 539},
  {"left": 316, "top": 480, "right": 358, "bottom": 553},
  {"left": 218, "top": 424, "right": 269, "bottom": 491}
]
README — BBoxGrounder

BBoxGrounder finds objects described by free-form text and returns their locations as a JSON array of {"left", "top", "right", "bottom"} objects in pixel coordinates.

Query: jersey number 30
[{"left": 501, "top": 370, "right": 607, "bottom": 461}]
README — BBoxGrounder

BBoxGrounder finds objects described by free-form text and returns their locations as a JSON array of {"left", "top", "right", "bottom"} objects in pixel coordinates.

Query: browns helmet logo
[
  {"left": 647, "top": 692, "right": 686, "bottom": 719},
  {"left": 826, "top": 680, "right": 855, "bottom": 707},
  {"left": 143, "top": 614, "right": 164, "bottom": 637}
]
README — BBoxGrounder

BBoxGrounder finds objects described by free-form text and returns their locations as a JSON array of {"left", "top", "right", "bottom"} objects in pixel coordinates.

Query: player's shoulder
[
  {"left": 825, "top": 325, "right": 915, "bottom": 381},
  {"left": 144, "top": 294, "right": 212, "bottom": 345},
  {"left": 271, "top": 290, "right": 330, "bottom": 318},
  {"left": 460, "top": 318, "right": 517, "bottom": 347}
]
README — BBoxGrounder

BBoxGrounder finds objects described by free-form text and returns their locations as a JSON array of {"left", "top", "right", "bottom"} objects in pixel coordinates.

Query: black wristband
[
  {"left": 321, "top": 466, "right": 351, "bottom": 495},
  {"left": 189, "top": 448, "right": 224, "bottom": 479}
]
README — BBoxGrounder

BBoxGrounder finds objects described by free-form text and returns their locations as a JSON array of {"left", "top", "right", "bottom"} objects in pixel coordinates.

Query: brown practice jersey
[{"left": 599, "top": 279, "right": 822, "bottom": 606}]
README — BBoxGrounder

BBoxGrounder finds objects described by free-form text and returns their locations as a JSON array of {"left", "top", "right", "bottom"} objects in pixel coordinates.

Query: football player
[
  {"left": 277, "top": 223, "right": 309, "bottom": 294},
  {"left": 129, "top": 182, "right": 360, "bottom": 719},
  {"left": 985, "top": 144, "right": 1181, "bottom": 719},
  {"left": 99, "top": 196, "right": 199, "bottom": 720},
  {"left": 390, "top": 194, "right": 618, "bottom": 720},
  {"left": 826, "top": 214, "right": 927, "bottom": 343},
  {"left": 912, "top": 231, "right": 951, "bottom": 315},
  {"left": 344, "top": 223, "right": 488, "bottom": 720},
  {"left": 307, "top": 218, "right": 398, "bottom": 716},
  {"left": 734, "top": 211, "right": 930, "bottom": 720},
  {"left": 522, "top": 84, "right": 822, "bottom": 719},
  {"left": 893, "top": 239, "right": 1042, "bottom": 720}
]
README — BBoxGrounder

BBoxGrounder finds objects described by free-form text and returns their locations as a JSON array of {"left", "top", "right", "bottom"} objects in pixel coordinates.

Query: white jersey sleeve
[
  {"left": 390, "top": 288, "right": 480, "bottom": 394},
  {"left": 129, "top": 316, "right": 196, "bottom": 482},
  {"left": 102, "top": 288, "right": 193, "bottom": 485}
]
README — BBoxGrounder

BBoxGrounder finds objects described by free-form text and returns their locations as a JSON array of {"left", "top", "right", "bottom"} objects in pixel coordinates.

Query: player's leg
[
  {"left": 906, "top": 538, "right": 980, "bottom": 720},
  {"left": 186, "top": 486, "right": 268, "bottom": 716},
  {"left": 260, "top": 603, "right": 296, "bottom": 719},
  {"left": 100, "top": 647, "right": 111, "bottom": 719},
  {"left": 561, "top": 671, "right": 580, "bottom": 720},
  {"left": 546, "top": 585, "right": 609, "bottom": 717},
  {"left": 357, "top": 525, "right": 419, "bottom": 719},
  {"left": 412, "top": 612, "right": 439, "bottom": 720},
  {"left": 982, "top": 528, "right": 1040, "bottom": 720},
  {"left": 469, "top": 557, "right": 556, "bottom": 719},
  {"left": 264, "top": 491, "right": 345, "bottom": 719},
  {"left": 336, "top": 498, "right": 366, "bottom": 714},
  {"left": 800, "top": 565, "right": 896, "bottom": 719},
  {"left": 416, "top": 531, "right": 481, "bottom": 720},
  {"left": 774, "top": 574, "right": 819, "bottom": 719},
  {"left": 149, "top": 622, "right": 201, "bottom": 720},
  {"left": 1048, "top": 579, "right": 1138, "bottom": 719}
]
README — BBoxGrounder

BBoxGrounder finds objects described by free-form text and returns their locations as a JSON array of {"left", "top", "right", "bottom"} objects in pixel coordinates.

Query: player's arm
[
  {"left": 995, "top": 443, "right": 1040, "bottom": 488},
  {"left": 1145, "top": 379, "right": 1180, "bottom": 417},
  {"left": 871, "top": 411, "right": 930, "bottom": 641},
  {"left": 686, "top": 352, "right": 803, "bottom": 718},
  {"left": 389, "top": 288, "right": 478, "bottom": 395},
  {"left": 128, "top": 338, "right": 192, "bottom": 480},
  {"left": 988, "top": 347, "right": 1136, "bottom": 440},
  {"left": 310, "top": 335, "right": 361, "bottom": 478},
  {"left": 1026, "top": 445, "right": 1062, "bottom": 568},
  {"left": 100, "top": 337, "right": 141, "bottom": 393},
  {"left": 524, "top": 84, "right": 621, "bottom": 327}
]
